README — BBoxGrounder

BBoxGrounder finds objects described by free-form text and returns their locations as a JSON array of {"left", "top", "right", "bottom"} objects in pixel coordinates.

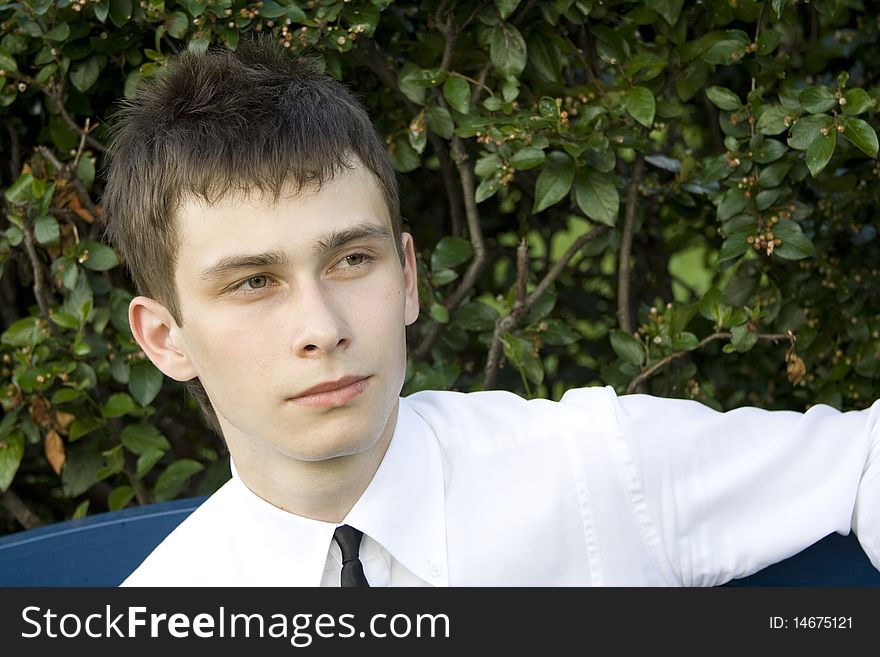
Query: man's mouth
[{"left": 289, "top": 376, "right": 372, "bottom": 408}]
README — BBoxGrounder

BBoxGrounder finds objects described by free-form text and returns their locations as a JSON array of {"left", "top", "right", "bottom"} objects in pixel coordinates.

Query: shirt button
[{"left": 428, "top": 560, "right": 443, "bottom": 577}]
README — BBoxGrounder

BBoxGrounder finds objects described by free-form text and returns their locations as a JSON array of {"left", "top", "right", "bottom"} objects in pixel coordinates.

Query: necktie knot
[{"left": 333, "top": 525, "right": 370, "bottom": 587}]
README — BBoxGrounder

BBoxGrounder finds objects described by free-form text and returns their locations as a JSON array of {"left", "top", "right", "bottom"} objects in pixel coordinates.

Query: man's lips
[{"left": 289, "top": 376, "right": 371, "bottom": 408}]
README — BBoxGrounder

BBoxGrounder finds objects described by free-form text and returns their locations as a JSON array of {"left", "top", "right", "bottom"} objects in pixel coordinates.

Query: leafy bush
[{"left": 2, "top": 0, "right": 878, "bottom": 534}]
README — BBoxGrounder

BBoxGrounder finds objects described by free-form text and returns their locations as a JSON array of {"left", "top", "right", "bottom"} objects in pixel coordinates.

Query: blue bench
[{"left": 1, "top": 497, "right": 878, "bottom": 586}]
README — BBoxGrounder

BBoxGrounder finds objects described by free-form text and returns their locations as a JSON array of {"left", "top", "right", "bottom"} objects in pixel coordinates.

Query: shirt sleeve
[{"left": 608, "top": 391, "right": 880, "bottom": 586}]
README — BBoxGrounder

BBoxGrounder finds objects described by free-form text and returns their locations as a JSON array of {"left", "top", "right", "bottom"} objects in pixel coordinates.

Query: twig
[
  {"left": 21, "top": 218, "right": 53, "bottom": 320},
  {"left": 125, "top": 465, "right": 151, "bottom": 506},
  {"left": 35, "top": 145, "right": 99, "bottom": 219},
  {"left": 0, "top": 488, "right": 43, "bottom": 530},
  {"left": 625, "top": 331, "right": 792, "bottom": 393},
  {"left": 5, "top": 120, "right": 20, "bottom": 181},
  {"left": 413, "top": 136, "right": 488, "bottom": 360},
  {"left": 617, "top": 153, "right": 645, "bottom": 334},
  {"left": 514, "top": 238, "right": 528, "bottom": 308},
  {"left": 482, "top": 224, "right": 609, "bottom": 389},
  {"left": 43, "top": 85, "right": 106, "bottom": 154},
  {"left": 70, "top": 117, "right": 91, "bottom": 173}
]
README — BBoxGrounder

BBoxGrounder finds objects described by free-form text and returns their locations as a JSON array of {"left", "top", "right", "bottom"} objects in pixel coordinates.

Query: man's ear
[
  {"left": 401, "top": 232, "right": 420, "bottom": 326},
  {"left": 129, "top": 296, "right": 197, "bottom": 382}
]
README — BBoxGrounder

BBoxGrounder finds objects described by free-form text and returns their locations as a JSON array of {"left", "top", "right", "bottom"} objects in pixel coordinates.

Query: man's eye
[
  {"left": 338, "top": 253, "right": 368, "bottom": 268},
  {"left": 240, "top": 275, "right": 268, "bottom": 290}
]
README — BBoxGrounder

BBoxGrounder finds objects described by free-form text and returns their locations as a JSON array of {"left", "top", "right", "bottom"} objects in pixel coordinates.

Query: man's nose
[{"left": 290, "top": 282, "right": 350, "bottom": 357}]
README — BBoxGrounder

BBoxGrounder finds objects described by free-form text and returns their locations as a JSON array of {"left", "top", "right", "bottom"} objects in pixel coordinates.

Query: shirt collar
[
  {"left": 227, "top": 397, "right": 447, "bottom": 586},
  {"left": 345, "top": 397, "right": 448, "bottom": 586}
]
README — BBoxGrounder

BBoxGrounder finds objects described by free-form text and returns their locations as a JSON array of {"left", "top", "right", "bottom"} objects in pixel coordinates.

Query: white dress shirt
[{"left": 122, "top": 386, "right": 880, "bottom": 587}]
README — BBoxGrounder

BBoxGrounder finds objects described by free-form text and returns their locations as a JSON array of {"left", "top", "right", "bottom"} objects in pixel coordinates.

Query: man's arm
[{"left": 605, "top": 391, "right": 879, "bottom": 585}]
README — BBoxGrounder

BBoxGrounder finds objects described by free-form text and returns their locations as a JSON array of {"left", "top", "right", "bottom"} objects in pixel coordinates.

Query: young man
[{"left": 102, "top": 36, "right": 879, "bottom": 586}]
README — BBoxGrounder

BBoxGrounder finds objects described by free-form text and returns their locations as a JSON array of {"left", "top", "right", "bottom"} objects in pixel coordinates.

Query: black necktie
[{"left": 334, "top": 525, "right": 370, "bottom": 587}]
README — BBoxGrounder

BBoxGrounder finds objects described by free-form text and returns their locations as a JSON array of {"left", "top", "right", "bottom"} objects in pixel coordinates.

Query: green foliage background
[{"left": 1, "top": 0, "right": 878, "bottom": 534}]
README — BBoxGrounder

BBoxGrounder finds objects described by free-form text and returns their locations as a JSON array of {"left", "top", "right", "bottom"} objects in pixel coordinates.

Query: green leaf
[
  {"left": 108, "top": 485, "right": 134, "bottom": 511},
  {"left": 717, "top": 188, "right": 748, "bottom": 222},
  {"left": 68, "top": 416, "right": 103, "bottom": 442},
  {"left": 527, "top": 32, "right": 563, "bottom": 83},
  {"left": 94, "top": 0, "right": 110, "bottom": 23},
  {"left": 429, "top": 302, "right": 450, "bottom": 324},
  {"left": 136, "top": 448, "right": 165, "bottom": 478},
  {"left": 431, "top": 269, "right": 458, "bottom": 286},
  {"left": 425, "top": 106, "right": 454, "bottom": 139},
  {"left": 624, "top": 86, "right": 656, "bottom": 128},
  {"left": 72, "top": 500, "right": 90, "bottom": 519},
  {"left": 34, "top": 215, "right": 60, "bottom": 245},
  {"left": 502, "top": 333, "right": 543, "bottom": 386},
  {"left": 672, "top": 332, "right": 699, "bottom": 350},
  {"left": 121, "top": 423, "right": 171, "bottom": 455},
  {"left": 773, "top": 219, "right": 815, "bottom": 259},
  {"left": 706, "top": 86, "right": 741, "bottom": 111},
  {"left": 840, "top": 116, "right": 879, "bottom": 158},
  {"left": 805, "top": 130, "right": 836, "bottom": 177},
  {"left": 574, "top": 170, "right": 619, "bottom": 226},
  {"left": 453, "top": 301, "right": 499, "bottom": 331},
  {"left": 787, "top": 114, "right": 833, "bottom": 150},
  {"left": 752, "top": 139, "right": 787, "bottom": 164},
  {"left": 389, "top": 135, "right": 420, "bottom": 173},
  {"left": 718, "top": 232, "right": 750, "bottom": 263},
  {"left": 510, "top": 147, "right": 546, "bottom": 170},
  {"left": 102, "top": 393, "right": 139, "bottom": 418},
  {"left": 610, "top": 330, "right": 645, "bottom": 366},
  {"left": 128, "top": 361, "right": 164, "bottom": 406},
  {"left": 76, "top": 154, "right": 96, "bottom": 191},
  {"left": 431, "top": 237, "right": 474, "bottom": 272},
  {"left": 532, "top": 151, "right": 575, "bottom": 213},
  {"left": 730, "top": 323, "right": 758, "bottom": 352},
  {"left": 799, "top": 86, "right": 836, "bottom": 114},
  {"left": 49, "top": 312, "right": 80, "bottom": 330},
  {"left": 52, "top": 388, "right": 83, "bottom": 405},
  {"left": 542, "top": 319, "right": 581, "bottom": 346},
  {"left": 153, "top": 459, "right": 204, "bottom": 502},
  {"left": 647, "top": 0, "right": 684, "bottom": 25},
  {"left": 167, "top": 11, "right": 189, "bottom": 39},
  {"left": 78, "top": 240, "right": 119, "bottom": 271},
  {"left": 702, "top": 37, "right": 749, "bottom": 65},
  {"left": 475, "top": 176, "right": 501, "bottom": 203},
  {"left": 5, "top": 172, "right": 34, "bottom": 203},
  {"left": 45, "top": 24, "right": 70, "bottom": 41},
  {"left": 0, "top": 430, "right": 24, "bottom": 492},
  {"left": 756, "top": 29, "right": 782, "bottom": 55},
  {"left": 109, "top": 0, "right": 134, "bottom": 27},
  {"left": 443, "top": 76, "right": 470, "bottom": 114},
  {"left": 758, "top": 160, "right": 793, "bottom": 188},
  {"left": 494, "top": 0, "right": 521, "bottom": 20},
  {"left": 70, "top": 56, "right": 100, "bottom": 93},
  {"left": 842, "top": 88, "right": 873, "bottom": 115},
  {"left": 0, "top": 47, "right": 19, "bottom": 73},
  {"left": 1, "top": 317, "right": 49, "bottom": 347},
  {"left": 490, "top": 25, "right": 527, "bottom": 78},
  {"left": 62, "top": 449, "right": 103, "bottom": 497}
]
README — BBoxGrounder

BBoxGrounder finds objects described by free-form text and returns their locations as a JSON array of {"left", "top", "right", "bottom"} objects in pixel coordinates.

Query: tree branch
[
  {"left": 617, "top": 153, "right": 645, "bottom": 334},
  {"left": 626, "top": 331, "right": 792, "bottom": 393},
  {"left": 482, "top": 224, "right": 609, "bottom": 389},
  {"left": 0, "top": 488, "right": 43, "bottom": 530},
  {"left": 35, "top": 145, "right": 99, "bottom": 220},
  {"left": 412, "top": 135, "right": 488, "bottom": 360},
  {"left": 44, "top": 83, "right": 106, "bottom": 154},
  {"left": 22, "top": 218, "right": 53, "bottom": 320}
]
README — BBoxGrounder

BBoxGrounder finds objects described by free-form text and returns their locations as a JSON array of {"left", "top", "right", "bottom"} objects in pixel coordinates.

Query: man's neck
[{"left": 221, "top": 405, "right": 398, "bottom": 523}]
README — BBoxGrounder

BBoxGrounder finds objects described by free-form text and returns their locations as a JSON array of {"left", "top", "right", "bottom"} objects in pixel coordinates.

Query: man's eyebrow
[
  {"left": 313, "top": 222, "right": 393, "bottom": 257},
  {"left": 198, "top": 250, "right": 289, "bottom": 283}
]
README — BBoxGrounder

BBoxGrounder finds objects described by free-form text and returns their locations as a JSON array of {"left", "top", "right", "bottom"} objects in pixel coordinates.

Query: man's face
[{"left": 165, "top": 163, "right": 419, "bottom": 465}]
